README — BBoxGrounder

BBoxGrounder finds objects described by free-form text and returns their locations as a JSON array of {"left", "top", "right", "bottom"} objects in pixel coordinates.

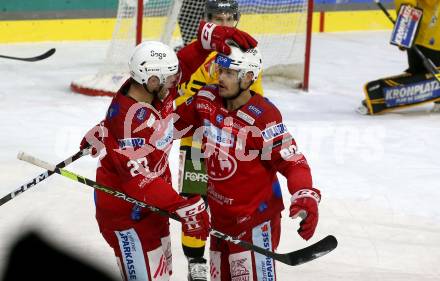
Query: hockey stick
[
  {"left": 0, "top": 149, "right": 89, "bottom": 207},
  {"left": 18, "top": 152, "right": 338, "bottom": 266},
  {"left": 374, "top": 0, "right": 440, "bottom": 82},
  {"left": 0, "top": 48, "right": 56, "bottom": 62}
]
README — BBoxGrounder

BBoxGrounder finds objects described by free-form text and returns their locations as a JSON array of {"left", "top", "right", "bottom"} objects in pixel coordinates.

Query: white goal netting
[{"left": 71, "top": 0, "right": 312, "bottom": 96}]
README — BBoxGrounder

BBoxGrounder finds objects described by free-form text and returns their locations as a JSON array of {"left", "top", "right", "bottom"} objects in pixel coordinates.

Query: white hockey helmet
[
  {"left": 128, "top": 41, "right": 179, "bottom": 85},
  {"left": 215, "top": 43, "right": 262, "bottom": 81}
]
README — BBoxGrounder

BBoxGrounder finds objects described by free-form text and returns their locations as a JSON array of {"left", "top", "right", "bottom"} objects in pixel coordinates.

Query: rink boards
[{"left": 0, "top": 9, "right": 396, "bottom": 43}]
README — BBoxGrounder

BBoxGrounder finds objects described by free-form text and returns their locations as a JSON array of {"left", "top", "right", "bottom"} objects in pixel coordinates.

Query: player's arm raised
[
  {"left": 197, "top": 20, "right": 257, "bottom": 54},
  {"left": 177, "top": 20, "right": 257, "bottom": 83}
]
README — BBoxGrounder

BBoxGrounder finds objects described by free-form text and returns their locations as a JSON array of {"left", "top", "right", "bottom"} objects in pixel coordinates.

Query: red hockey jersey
[
  {"left": 175, "top": 85, "right": 313, "bottom": 235},
  {"left": 95, "top": 41, "right": 211, "bottom": 231},
  {"left": 95, "top": 82, "right": 184, "bottom": 230}
]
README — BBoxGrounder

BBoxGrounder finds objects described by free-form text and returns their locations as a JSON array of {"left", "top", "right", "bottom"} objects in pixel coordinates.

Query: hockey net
[{"left": 71, "top": 0, "right": 313, "bottom": 96}]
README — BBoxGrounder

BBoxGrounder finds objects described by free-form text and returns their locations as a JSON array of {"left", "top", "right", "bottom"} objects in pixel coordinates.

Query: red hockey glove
[
  {"left": 174, "top": 196, "right": 210, "bottom": 241},
  {"left": 289, "top": 188, "right": 321, "bottom": 241},
  {"left": 79, "top": 121, "right": 107, "bottom": 157},
  {"left": 197, "top": 20, "right": 258, "bottom": 54}
]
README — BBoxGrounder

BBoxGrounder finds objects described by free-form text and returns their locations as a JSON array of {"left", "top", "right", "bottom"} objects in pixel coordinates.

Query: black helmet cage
[{"left": 205, "top": 0, "right": 240, "bottom": 21}]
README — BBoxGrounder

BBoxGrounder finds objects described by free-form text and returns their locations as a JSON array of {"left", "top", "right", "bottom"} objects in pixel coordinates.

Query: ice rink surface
[{"left": 0, "top": 31, "right": 439, "bottom": 280}]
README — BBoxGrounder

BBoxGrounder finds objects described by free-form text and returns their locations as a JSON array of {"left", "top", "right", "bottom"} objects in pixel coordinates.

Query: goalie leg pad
[{"left": 363, "top": 72, "right": 440, "bottom": 114}]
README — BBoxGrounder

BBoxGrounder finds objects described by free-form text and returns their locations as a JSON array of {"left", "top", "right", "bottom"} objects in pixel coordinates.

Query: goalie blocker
[
  {"left": 390, "top": 4, "right": 423, "bottom": 49},
  {"left": 362, "top": 71, "right": 440, "bottom": 114}
]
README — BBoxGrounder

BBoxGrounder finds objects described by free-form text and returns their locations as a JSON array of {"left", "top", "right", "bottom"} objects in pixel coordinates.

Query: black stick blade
[
  {"left": 29, "top": 48, "right": 56, "bottom": 61},
  {"left": 276, "top": 235, "right": 338, "bottom": 266},
  {"left": 0, "top": 48, "right": 56, "bottom": 62}
]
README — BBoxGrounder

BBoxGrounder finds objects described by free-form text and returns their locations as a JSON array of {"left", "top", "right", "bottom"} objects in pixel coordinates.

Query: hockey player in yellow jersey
[
  {"left": 359, "top": 0, "right": 440, "bottom": 114},
  {"left": 394, "top": 0, "right": 440, "bottom": 73},
  {"left": 175, "top": 1, "right": 263, "bottom": 280},
  {"left": 396, "top": 0, "right": 440, "bottom": 112}
]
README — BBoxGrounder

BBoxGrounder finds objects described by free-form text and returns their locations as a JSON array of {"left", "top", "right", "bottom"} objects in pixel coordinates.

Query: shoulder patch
[
  {"left": 237, "top": 110, "right": 255, "bottom": 125},
  {"left": 135, "top": 107, "right": 148, "bottom": 121},
  {"left": 247, "top": 105, "right": 263, "bottom": 116},
  {"left": 198, "top": 90, "right": 216, "bottom": 101}
]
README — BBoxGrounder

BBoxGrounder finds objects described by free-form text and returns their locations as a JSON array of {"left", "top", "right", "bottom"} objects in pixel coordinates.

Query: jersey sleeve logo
[
  {"left": 118, "top": 138, "right": 146, "bottom": 149},
  {"left": 261, "top": 123, "right": 288, "bottom": 141}
]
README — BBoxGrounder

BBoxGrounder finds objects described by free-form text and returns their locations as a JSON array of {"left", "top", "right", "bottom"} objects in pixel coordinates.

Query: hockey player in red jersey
[
  {"left": 174, "top": 44, "right": 321, "bottom": 281},
  {"left": 80, "top": 21, "right": 258, "bottom": 281},
  {"left": 176, "top": 1, "right": 265, "bottom": 280},
  {"left": 90, "top": 41, "right": 210, "bottom": 281}
]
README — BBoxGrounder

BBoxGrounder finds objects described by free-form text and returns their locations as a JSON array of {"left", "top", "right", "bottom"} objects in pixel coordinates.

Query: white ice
[{"left": 0, "top": 31, "right": 439, "bottom": 281}]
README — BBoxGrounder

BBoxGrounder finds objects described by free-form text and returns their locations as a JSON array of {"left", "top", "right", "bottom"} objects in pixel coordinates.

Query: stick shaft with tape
[{"left": 0, "top": 149, "right": 89, "bottom": 207}]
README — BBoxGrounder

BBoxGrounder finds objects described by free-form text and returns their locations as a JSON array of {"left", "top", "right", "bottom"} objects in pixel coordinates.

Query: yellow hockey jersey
[{"left": 395, "top": 0, "right": 440, "bottom": 50}]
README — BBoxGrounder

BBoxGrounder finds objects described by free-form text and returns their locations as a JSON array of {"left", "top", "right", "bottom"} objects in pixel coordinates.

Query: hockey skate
[
  {"left": 356, "top": 100, "right": 370, "bottom": 115},
  {"left": 432, "top": 102, "right": 440, "bottom": 113},
  {"left": 187, "top": 257, "right": 207, "bottom": 281}
]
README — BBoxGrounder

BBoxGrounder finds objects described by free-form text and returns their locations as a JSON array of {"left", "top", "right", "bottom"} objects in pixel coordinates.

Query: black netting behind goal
[{"left": 178, "top": 0, "right": 206, "bottom": 46}]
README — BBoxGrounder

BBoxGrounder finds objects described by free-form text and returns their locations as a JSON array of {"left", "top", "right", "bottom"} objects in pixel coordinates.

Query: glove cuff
[
  {"left": 199, "top": 21, "right": 217, "bottom": 50},
  {"left": 291, "top": 188, "right": 321, "bottom": 204},
  {"left": 175, "top": 197, "right": 206, "bottom": 217}
]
